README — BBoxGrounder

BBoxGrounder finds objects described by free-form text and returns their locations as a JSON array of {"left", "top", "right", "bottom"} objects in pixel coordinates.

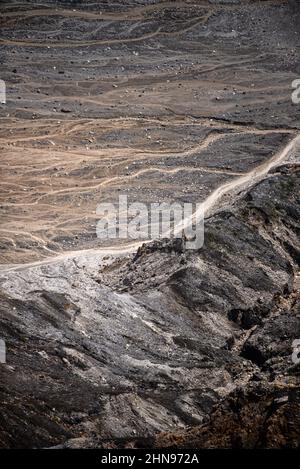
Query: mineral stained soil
[{"left": 0, "top": 0, "right": 299, "bottom": 449}]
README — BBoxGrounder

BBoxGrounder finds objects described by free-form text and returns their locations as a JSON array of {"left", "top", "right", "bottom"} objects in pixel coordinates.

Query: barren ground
[{"left": 0, "top": 0, "right": 299, "bottom": 449}]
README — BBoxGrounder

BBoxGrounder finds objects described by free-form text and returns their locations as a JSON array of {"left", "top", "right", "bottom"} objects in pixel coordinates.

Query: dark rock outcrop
[{"left": 0, "top": 165, "right": 299, "bottom": 448}]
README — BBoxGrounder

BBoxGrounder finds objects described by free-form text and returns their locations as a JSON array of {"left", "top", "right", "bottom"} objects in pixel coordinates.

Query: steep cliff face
[{"left": 0, "top": 0, "right": 299, "bottom": 449}]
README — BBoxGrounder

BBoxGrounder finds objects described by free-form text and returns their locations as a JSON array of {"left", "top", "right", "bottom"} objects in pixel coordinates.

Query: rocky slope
[
  {"left": 0, "top": 162, "right": 299, "bottom": 448},
  {"left": 0, "top": 0, "right": 299, "bottom": 449}
]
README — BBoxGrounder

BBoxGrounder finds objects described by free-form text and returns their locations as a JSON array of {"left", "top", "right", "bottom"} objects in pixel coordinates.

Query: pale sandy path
[
  {"left": 0, "top": 16, "right": 207, "bottom": 48},
  {"left": 1, "top": 133, "right": 299, "bottom": 273}
]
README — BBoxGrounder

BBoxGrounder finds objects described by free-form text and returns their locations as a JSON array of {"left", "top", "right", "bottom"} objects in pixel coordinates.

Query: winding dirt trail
[
  {"left": 0, "top": 0, "right": 287, "bottom": 22},
  {"left": 200, "top": 133, "right": 300, "bottom": 216},
  {"left": 1, "top": 0, "right": 299, "bottom": 271},
  {"left": 0, "top": 16, "right": 208, "bottom": 48},
  {"left": 1, "top": 0, "right": 299, "bottom": 451},
  {"left": 1, "top": 133, "right": 299, "bottom": 274}
]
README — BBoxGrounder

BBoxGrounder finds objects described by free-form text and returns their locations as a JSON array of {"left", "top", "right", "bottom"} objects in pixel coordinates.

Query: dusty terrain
[{"left": 0, "top": 0, "right": 299, "bottom": 449}]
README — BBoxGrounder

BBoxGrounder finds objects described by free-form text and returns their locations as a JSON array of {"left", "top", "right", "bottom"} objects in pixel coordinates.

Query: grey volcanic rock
[
  {"left": 156, "top": 383, "right": 300, "bottom": 449},
  {"left": 0, "top": 165, "right": 299, "bottom": 448},
  {"left": 0, "top": 0, "right": 300, "bottom": 450},
  {"left": 242, "top": 311, "right": 300, "bottom": 366},
  {"left": 242, "top": 292, "right": 300, "bottom": 370}
]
